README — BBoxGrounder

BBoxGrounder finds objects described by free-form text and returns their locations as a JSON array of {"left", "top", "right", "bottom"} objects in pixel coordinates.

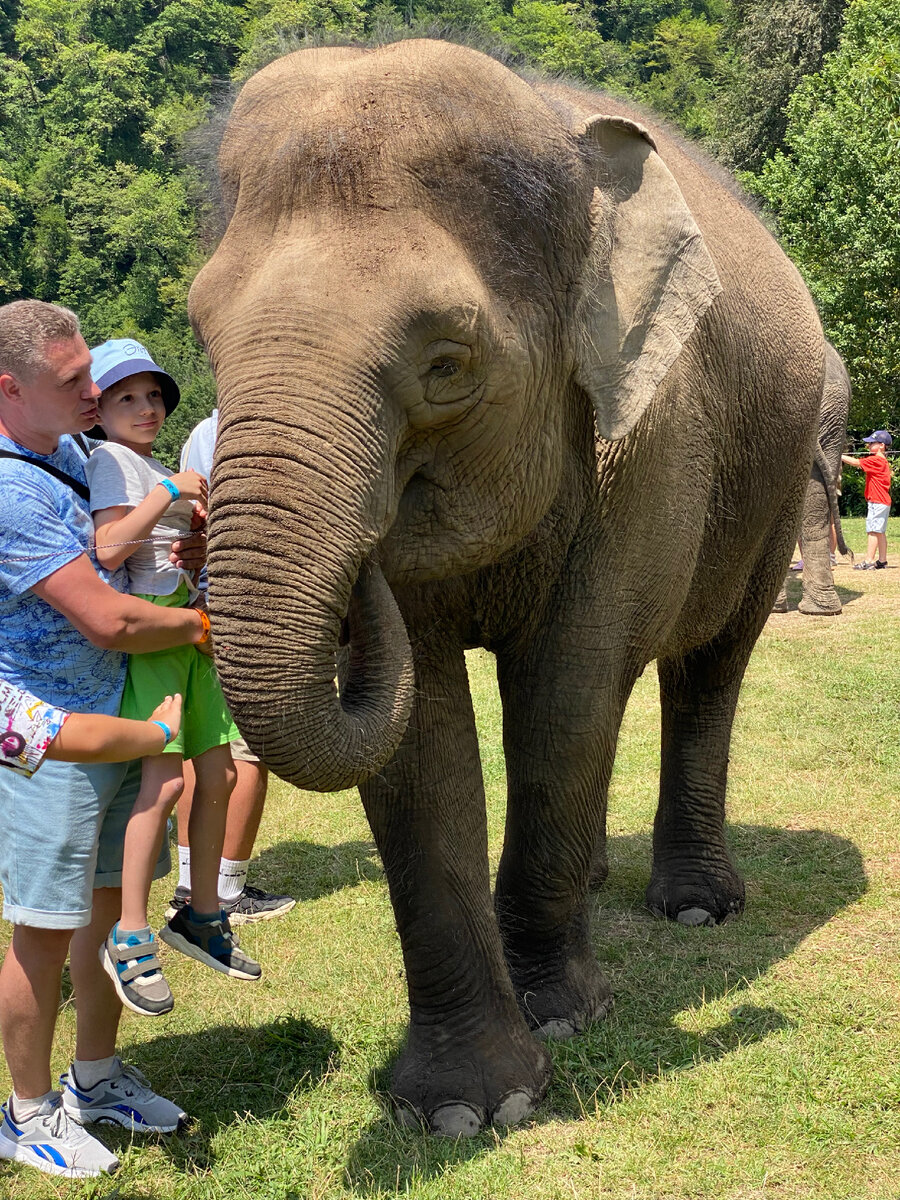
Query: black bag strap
[{"left": 0, "top": 451, "right": 91, "bottom": 502}]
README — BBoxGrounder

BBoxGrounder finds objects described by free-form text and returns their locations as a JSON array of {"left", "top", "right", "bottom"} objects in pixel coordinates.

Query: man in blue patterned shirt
[{"left": 0, "top": 301, "right": 211, "bottom": 1179}]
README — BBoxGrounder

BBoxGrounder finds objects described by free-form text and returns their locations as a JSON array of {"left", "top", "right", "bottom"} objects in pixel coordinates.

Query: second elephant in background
[{"left": 774, "top": 343, "right": 852, "bottom": 616}]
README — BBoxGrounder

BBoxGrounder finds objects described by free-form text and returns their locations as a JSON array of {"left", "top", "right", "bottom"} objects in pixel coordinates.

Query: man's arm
[
  {"left": 841, "top": 454, "right": 861, "bottom": 468},
  {"left": 31, "top": 554, "right": 208, "bottom": 653}
]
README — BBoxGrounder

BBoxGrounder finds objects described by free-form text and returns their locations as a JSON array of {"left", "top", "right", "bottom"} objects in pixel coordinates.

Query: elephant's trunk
[{"left": 207, "top": 394, "right": 414, "bottom": 792}]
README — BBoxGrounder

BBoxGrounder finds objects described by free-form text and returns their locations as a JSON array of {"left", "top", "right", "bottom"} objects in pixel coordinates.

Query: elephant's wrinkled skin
[
  {"left": 189, "top": 41, "right": 824, "bottom": 1134},
  {"left": 773, "top": 344, "right": 852, "bottom": 615}
]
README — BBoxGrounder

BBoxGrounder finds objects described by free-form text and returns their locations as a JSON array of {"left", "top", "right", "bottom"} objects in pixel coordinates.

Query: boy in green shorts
[{"left": 85, "top": 339, "right": 261, "bottom": 1018}]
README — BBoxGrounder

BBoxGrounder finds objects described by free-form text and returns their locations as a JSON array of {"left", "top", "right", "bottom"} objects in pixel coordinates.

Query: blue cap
[
  {"left": 89, "top": 338, "right": 180, "bottom": 416},
  {"left": 862, "top": 430, "right": 892, "bottom": 447}
]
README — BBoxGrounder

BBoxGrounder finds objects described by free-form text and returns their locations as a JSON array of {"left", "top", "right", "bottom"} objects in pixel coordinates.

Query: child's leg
[
  {"left": 119, "top": 755, "right": 185, "bottom": 931},
  {"left": 867, "top": 531, "right": 879, "bottom": 562},
  {"left": 186, "top": 745, "right": 236, "bottom": 915},
  {"left": 876, "top": 531, "right": 887, "bottom": 562}
]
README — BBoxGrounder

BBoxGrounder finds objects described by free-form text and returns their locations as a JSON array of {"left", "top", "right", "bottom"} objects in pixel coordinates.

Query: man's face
[{"left": 5, "top": 335, "right": 100, "bottom": 444}]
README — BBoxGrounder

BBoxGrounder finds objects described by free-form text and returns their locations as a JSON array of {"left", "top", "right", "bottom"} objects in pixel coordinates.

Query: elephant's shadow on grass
[{"left": 344, "top": 823, "right": 866, "bottom": 1193}]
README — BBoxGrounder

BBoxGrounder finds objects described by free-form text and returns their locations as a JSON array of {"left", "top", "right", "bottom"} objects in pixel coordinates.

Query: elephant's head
[{"left": 188, "top": 40, "right": 721, "bottom": 791}]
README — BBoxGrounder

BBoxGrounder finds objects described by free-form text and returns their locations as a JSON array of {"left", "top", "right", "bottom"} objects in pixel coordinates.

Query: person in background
[
  {"left": 0, "top": 301, "right": 208, "bottom": 1180},
  {"left": 842, "top": 431, "right": 893, "bottom": 570},
  {"left": 169, "top": 409, "right": 296, "bottom": 925}
]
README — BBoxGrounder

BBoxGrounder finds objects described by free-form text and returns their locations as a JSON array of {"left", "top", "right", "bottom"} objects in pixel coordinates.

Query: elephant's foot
[
  {"left": 770, "top": 596, "right": 790, "bottom": 614},
  {"left": 798, "top": 590, "right": 842, "bottom": 616},
  {"left": 389, "top": 1017, "right": 552, "bottom": 1136},
  {"left": 506, "top": 946, "right": 612, "bottom": 1040},
  {"left": 646, "top": 864, "right": 745, "bottom": 926}
]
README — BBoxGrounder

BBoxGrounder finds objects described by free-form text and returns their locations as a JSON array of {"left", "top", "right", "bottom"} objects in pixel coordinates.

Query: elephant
[
  {"left": 188, "top": 40, "right": 825, "bottom": 1135},
  {"left": 773, "top": 343, "right": 852, "bottom": 615}
]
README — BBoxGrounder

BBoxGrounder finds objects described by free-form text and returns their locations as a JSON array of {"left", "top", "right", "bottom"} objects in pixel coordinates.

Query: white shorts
[{"left": 866, "top": 502, "right": 890, "bottom": 534}]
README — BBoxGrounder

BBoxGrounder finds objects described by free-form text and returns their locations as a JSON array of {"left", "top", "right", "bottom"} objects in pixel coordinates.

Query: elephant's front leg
[
  {"left": 494, "top": 631, "right": 632, "bottom": 1039},
  {"left": 360, "top": 624, "right": 551, "bottom": 1136}
]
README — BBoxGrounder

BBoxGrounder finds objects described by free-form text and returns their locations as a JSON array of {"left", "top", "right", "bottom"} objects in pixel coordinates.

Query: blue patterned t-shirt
[{"left": 0, "top": 434, "right": 128, "bottom": 716}]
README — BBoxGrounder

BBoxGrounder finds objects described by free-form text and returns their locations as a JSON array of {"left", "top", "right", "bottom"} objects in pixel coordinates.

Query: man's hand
[{"left": 170, "top": 507, "right": 207, "bottom": 573}]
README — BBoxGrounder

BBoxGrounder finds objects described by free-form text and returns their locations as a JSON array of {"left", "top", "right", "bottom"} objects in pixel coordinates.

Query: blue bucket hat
[
  {"left": 90, "top": 338, "right": 180, "bottom": 416},
  {"left": 862, "top": 430, "right": 893, "bottom": 447}
]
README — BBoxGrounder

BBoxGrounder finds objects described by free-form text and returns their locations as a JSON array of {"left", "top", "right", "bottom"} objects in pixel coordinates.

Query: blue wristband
[
  {"left": 151, "top": 720, "right": 173, "bottom": 745},
  {"left": 158, "top": 478, "right": 180, "bottom": 502}
]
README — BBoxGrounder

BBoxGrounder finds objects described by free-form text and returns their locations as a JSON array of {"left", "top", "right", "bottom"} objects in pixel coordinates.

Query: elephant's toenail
[
  {"left": 492, "top": 1090, "right": 534, "bottom": 1127},
  {"left": 429, "top": 1102, "right": 485, "bottom": 1137},
  {"left": 391, "top": 1098, "right": 424, "bottom": 1130},
  {"left": 676, "top": 906, "right": 715, "bottom": 926},
  {"left": 534, "top": 1017, "right": 577, "bottom": 1041}
]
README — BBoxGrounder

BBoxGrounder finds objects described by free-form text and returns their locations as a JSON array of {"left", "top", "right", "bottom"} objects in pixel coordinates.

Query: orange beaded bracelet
[{"left": 197, "top": 608, "right": 211, "bottom": 643}]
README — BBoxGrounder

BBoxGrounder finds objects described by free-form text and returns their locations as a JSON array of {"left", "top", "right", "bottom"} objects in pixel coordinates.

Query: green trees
[
  {"left": 745, "top": 0, "right": 900, "bottom": 432},
  {"left": 0, "top": 0, "right": 895, "bottom": 444},
  {"left": 0, "top": 1, "right": 245, "bottom": 448}
]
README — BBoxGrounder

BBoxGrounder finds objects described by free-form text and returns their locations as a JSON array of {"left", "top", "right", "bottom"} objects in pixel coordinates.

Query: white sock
[
  {"left": 11, "top": 1088, "right": 57, "bottom": 1119},
  {"left": 72, "top": 1055, "right": 118, "bottom": 1090},
  {"left": 218, "top": 857, "right": 250, "bottom": 904},
  {"left": 177, "top": 845, "right": 191, "bottom": 892}
]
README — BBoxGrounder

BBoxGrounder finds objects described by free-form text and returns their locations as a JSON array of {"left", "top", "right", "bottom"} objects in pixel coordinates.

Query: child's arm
[
  {"left": 841, "top": 454, "right": 861, "bottom": 468},
  {"left": 93, "top": 470, "right": 208, "bottom": 570},
  {"left": 47, "top": 694, "right": 183, "bottom": 764}
]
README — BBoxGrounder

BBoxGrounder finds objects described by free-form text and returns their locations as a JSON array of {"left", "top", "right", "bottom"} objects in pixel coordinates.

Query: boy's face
[{"left": 98, "top": 371, "right": 166, "bottom": 450}]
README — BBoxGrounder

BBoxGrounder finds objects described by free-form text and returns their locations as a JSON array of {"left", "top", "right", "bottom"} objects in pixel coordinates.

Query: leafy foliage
[
  {"left": 0, "top": 0, "right": 894, "bottom": 453},
  {"left": 744, "top": 0, "right": 900, "bottom": 432}
]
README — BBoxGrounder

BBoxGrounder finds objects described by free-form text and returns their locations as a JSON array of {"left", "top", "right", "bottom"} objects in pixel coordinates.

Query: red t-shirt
[{"left": 860, "top": 454, "right": 892, "bottom": 505}]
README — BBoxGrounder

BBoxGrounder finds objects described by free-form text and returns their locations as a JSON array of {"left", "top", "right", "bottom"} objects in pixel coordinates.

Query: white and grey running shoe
[
  {"left": 100, "top": 926, "right": 174, "bottom": 1017},
  {"left": 60, "top": 1059, "right": 186, "bottom": 1133},
  {"left": 0, "top": 1092, "right": 119, "bottom": 1178}
]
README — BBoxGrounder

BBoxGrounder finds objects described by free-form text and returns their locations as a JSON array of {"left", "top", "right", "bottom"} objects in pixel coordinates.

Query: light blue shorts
[
  {"left": 866, "top": 502, "right": 890, "bottom": 534},
  {"left": 0, "top": 759, "right": 171, "bottom": 929}
]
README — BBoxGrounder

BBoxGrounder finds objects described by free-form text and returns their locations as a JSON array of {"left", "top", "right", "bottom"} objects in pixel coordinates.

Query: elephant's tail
[{"left": 815, "top": 441, "right": 853, "bottom": 562}]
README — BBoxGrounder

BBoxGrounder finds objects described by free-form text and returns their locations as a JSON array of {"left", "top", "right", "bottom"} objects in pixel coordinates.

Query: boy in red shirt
[{"left": 842, "top": 431, "right": 893, "bottom": 569}]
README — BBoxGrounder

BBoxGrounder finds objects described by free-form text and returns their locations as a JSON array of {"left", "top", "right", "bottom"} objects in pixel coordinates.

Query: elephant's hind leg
[{"left": 649, "top": 636, "right": 753, "bottom": 926}]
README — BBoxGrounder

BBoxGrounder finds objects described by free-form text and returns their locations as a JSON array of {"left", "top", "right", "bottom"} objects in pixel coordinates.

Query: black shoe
[
  {"left": 166, "top": 884, "right": 295, "bottom": 926},
  {"left": 164, "top": 886, "right": 190, "bottom": 922},
  {"left": 158, "top": 908, "right": 261, "bottom": 980},
  {"left": 224, "top": 885, "right": 296, "bottom": 926},
  {"left": 875, "top": 560, "right": 888, "bottom": 569}
]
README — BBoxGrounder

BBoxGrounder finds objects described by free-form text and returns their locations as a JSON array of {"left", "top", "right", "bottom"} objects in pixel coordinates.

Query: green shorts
[{"left": 121, "top": 585, "right": 238, "bottom": 761}]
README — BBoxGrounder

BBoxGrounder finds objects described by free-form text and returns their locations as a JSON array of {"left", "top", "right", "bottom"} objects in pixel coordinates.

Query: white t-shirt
[
  {"left": 85, "top": 441, "right": 196, "bottom": 596},
  {"left": 0, "top": 678, "right": 70, "bottom": 777}
]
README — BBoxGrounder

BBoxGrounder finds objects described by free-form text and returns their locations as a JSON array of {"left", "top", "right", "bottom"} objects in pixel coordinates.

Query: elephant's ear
[{"left": 574, "top": 114, "right": 722, "bottom": 441}]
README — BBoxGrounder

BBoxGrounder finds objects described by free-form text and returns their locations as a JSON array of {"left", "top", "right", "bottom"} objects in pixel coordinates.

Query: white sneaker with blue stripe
[
  {"left": 0, "top": 1092, "right": 119, "bottom": 1178},
  {"left": 60, "top": 1058, "right": 186, "bottom": 1133}
]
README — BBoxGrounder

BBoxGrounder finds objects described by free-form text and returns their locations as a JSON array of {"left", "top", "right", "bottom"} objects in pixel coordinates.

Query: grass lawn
[{"left": 2, "top": 516, "right": 899, "bottom": 1199}]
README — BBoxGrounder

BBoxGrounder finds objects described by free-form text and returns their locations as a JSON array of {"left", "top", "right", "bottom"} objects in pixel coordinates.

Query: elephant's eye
[{"left": 430, "top": 358, "right": 460, "bottom": 377}]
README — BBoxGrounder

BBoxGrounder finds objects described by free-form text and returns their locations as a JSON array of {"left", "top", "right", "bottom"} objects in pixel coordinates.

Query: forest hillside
[{"left": 0, "top": 0, "right": 897, "bottom": 467}]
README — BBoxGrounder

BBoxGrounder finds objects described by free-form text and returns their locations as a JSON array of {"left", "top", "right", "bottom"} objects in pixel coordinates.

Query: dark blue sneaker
[{"left": 159, "top": 907, "right": 261, "bottom": 980}]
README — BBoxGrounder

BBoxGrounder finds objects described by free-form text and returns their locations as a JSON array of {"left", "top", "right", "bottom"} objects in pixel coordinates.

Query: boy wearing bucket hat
[
  {"left": 842, "top": 431, "right": 893, "bottom": 570},
  {"left": 85, "top": 339, "right": 261, "bottom": 1018}
]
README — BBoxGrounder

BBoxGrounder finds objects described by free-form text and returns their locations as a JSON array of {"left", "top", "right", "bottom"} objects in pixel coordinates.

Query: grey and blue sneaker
[
  {"left": 60, "top": 1059, "right": 186, "bottom": 1133},
  {"left": 99, "top": 925, "right": 174, "bottom": 1017},
  {"left": 0, "top": 1092, "right": 119, "bottom": 1178},
  {"left": 159, "top": 907, "right": 262, "bottom": 979}
]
